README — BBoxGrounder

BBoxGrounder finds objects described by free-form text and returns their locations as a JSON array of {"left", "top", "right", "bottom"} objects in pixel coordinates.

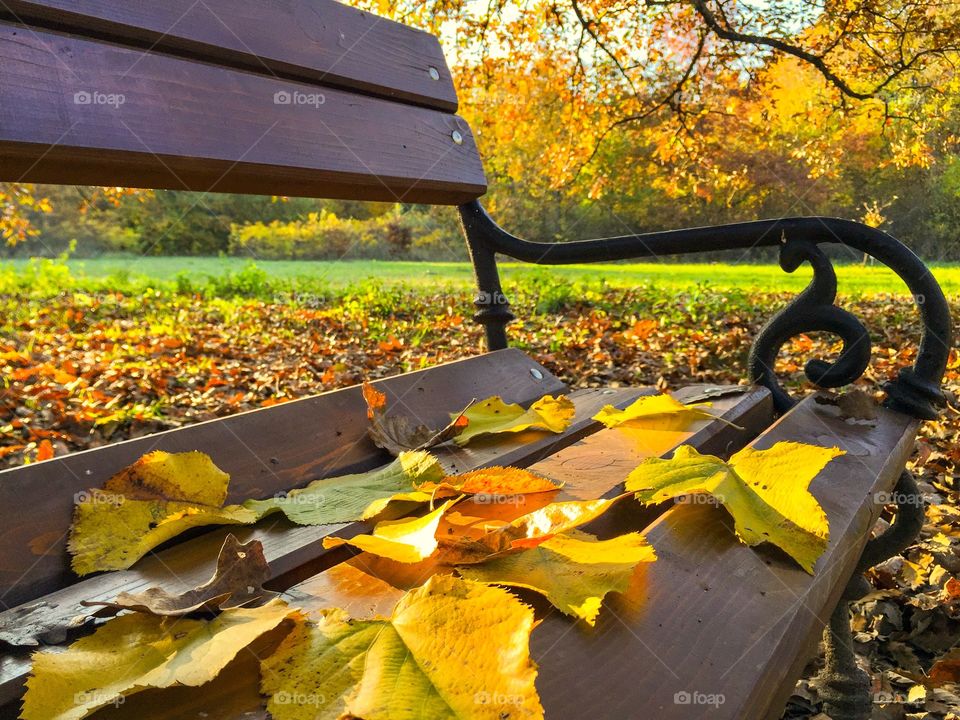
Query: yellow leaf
[
  {"left": 68, "top": 451, "right": 258, "bottom": 575},
  {"left": 22, "top": 600, "right": 295, "bottom": 720},
  {"left": 593, "top": 393, "right": 718, "bottom": 430},
  {"left": 625, "top": 442, "right": 843, "bottom": 572},
  {"left": 261, "top": 575, "right": 543, "bottom": 720},
  {"left": 453, "top": 395, "right": 574, "bottom": 446},
  {"left": 458, "top": 530, "right": 655, "bottom": 626},
  {"left": 322, "top": 499, "right": 457, "bottom": 563}
]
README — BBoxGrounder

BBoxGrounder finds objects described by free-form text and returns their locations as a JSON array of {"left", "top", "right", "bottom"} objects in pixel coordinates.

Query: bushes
[{"left": 228, "top": 207, "right": 465, "bottom": 261}]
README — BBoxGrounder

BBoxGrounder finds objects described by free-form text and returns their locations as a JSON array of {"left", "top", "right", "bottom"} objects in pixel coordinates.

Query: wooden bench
[{"left": 0, "top": 3, "right": 951, "bottom": 719}]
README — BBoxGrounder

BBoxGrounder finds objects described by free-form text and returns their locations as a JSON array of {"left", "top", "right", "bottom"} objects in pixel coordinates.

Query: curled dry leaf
[
  {"left": 453, "top": 394, "right": 575, "bottom": 446},
  {"left": 82, "top": 534, "right": 277, "bottom": 616},
  {"left": 22, "top": 599, "right": 296, "bottom": 720},
  {"left": 261, "top": 575, "right": 543, "bottom": 720},
  {"left": 322, "top": 499, "right": 458, "bottom": 563},
  {"left": 458, "top": 529, "right": 656, "bottom": 626},
  {"left": 626, "top": 442, "right": 843, "bottom": 573},
  {"left": 363, "top": 381, "right": 470, "bottom": 455},
  {"left": 593, "top": 392, "right": 723, "bottom": 431}
]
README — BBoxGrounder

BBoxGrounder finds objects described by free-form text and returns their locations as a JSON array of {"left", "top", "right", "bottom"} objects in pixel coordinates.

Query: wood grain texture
[
  {"left": 0, "top": 23, "right": 485, "bottom": 204},
  {"left": 1, "top": 0, "right": 459, "bottom": 110},
  {"left": 0, "top": 349, "right": 558, "bottom": 606}
]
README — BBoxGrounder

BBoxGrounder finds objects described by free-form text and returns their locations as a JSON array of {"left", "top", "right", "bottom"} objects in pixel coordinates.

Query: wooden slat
[
  {"left": 0, "top": 23, "right": 486, "bottom": 204},
  {"left": 57, "top": 387, "right": 773, "bottom": 720},
  {"left": 1, "top": 0, "right": 459, "bottom": 111},
  {"left": 0, "top": 349, "right": 558, "bottom": 606}
]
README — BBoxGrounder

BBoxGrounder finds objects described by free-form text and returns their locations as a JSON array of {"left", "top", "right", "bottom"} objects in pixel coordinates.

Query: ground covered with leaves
[{"left": 1, "top": 270, "right": 959, "bottom": 718}]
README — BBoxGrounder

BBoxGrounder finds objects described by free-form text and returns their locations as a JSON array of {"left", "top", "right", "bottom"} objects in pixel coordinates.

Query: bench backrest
[{"left": 0, "top": 0, "right": 486, "bottom": 204}]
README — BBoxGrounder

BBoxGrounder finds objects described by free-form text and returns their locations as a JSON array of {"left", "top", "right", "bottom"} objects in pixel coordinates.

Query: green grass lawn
[{"left": 3, "top": 255, "right": 957, "bottom": 295}]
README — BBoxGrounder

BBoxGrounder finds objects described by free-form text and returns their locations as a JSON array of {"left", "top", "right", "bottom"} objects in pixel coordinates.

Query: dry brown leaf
[{"left": 363, "top": 381, "right": 470, "bottom": 455}]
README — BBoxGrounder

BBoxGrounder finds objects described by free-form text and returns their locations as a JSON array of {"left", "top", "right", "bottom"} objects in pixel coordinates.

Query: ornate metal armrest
[{"left": 459, "top": 200, "right": 951, "bottom": 420}]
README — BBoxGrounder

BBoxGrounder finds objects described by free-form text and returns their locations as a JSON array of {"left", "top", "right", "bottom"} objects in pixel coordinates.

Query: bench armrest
[{"left": 459, "top": 200, "right": 951, "bottom": 420}]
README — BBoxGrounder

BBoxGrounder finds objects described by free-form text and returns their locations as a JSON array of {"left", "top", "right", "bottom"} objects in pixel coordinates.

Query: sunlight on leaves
[
  {"left": 453, "top": 394, "right": 575, "bottom": 446},
  {"left": 593, "top": 393, "right": 719, "bottom": 431},
  {"left": 261, "top": 575, "right": 543, "bottom": 720}
]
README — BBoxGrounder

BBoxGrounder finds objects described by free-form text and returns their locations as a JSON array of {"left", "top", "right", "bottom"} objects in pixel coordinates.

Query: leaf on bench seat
[
  {"left": 68, "top": 451, "right": 259, "bottom": 575},
  {"left": 22, "top": 599, "right": 297, "bottom": 720},
  {"left": 439, "top": 495, "right": 630, "bottom": 565},
  {"left": 457, "top": 530, "right": 655, "bottom": 626},
  {"left": 592, "top": 392, "right": 720, "bottom": 431},
  {"left": 82, "top": 534, "right": 277, "bottom": 616},
  {"left": 323, "top": 499, "right": 458, "bottom": 563},
  {"left": 626, "top": 442, "right": 844, "bottom": 572},
  {"left": 453, "top": 394, "right": 575, "bottom": 446},
  {"left": 363, "top": 381, "right": 471, "bottom": 455},
  {"left": 260, "top": 575, "right": 543, "bottom": 720}
]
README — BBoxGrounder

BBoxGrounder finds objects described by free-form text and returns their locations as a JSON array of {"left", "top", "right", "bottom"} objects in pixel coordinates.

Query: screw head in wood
[
  {"left": 451, "top": 130, "right": 463, "bottom": 145},
  {"left": 428, "top": 66, "right": 440, "bottom": 80}
]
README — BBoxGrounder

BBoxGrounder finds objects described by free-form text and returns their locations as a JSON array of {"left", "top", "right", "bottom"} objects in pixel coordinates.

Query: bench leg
[{"left": 817, "top": 470, "right": 924, "bottom": 720}]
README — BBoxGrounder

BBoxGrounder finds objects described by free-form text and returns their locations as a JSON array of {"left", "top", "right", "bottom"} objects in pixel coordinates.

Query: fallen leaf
[
  {"left": 453, "top": 394, "right": 575, "bottom": 446},
  {"left": 420, "top": 466, "right": 562, "bottom": 497},
  {"left": 322, "top": 499, "right": 458, "bottom": 563},
  {"left": 458, "top": 530, "right": 655, "bottom": 625},
  {"left": 82, "top": 534, "right": 277, "bottom": 615},
  {"left": 244, "top": 450, "right": 444, "bottom": 525},
  {"left": 930, "top": 648, "right": 960, "bottom": 685},
  {"left": 363, "top": 381, "right": 469, "bottom": 455},
  {"left": 68, "top": 451, "right": 258, "bottom": 575},
  {"left": 260, "top": 575, "right": 543, "bottom": 720},
  {"left": 626, "top": 442, "right": 843, "bottom": 572},
  {"left": 593, "top": 392, "right": 719, "bottom": 430},
  {"left": 814, "top": 389, "right": 879, "bottom": 422},
  {"left": 441, "top": 495, "right": 627, "bottom": 564},
  {"left": 22, "top": 599, "right": 296, "bottom": 720}
]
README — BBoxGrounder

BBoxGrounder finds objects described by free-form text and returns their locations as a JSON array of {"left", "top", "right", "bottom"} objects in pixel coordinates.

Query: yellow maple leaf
[
  {"left": 458, "top": 530, "right": 655, "bottom": 626},
  {"left": 593, "top": 393, "right": 719, "bottom": 430},
  {"left": 261, "top": 575, "right": 543, "bottom": 720},
  {"left": 453, "top": 395, "right": 574, "bottom": 446},
  {"left": 322, "top": 499, "right": 458, "bottom": 563},
  {"left": 625, "top": 442, "right": 844, "bottom": 572},
  {"left": 22, "top": 600, "right": 295, "bottom": 720}
]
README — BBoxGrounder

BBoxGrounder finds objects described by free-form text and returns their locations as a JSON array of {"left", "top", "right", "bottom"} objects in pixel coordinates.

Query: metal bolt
[
  {"left": 428, "top": 66, "right": 440, "bottom": 81},
  {"left": 451, "top": 130, "right": 463, "bottom": 145},
  {"left": 530, "top": 368, "right": 543, "bottom": 380}
]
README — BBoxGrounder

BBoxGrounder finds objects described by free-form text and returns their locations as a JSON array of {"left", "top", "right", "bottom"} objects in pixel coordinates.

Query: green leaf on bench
[
  {"left": 22, "top": 599, "right": 296, "bottom": 720},
  {"left": 457, "top": 530, "right": 655, "bottom": 626},
  {"left": 625, "top": 442, "right": 844, "bottom": 573},
  {"left": 260, "top": 575, "right": 543, "bottom": 720},
  {"left": 453, "top": 394, "right": 575, "bottom": 446},
  {"left": 243, "top": 450, "right": 444, "bottom": 525},
  {"left": 593, "top": 392, "right": 719, "bottom": 430}
]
